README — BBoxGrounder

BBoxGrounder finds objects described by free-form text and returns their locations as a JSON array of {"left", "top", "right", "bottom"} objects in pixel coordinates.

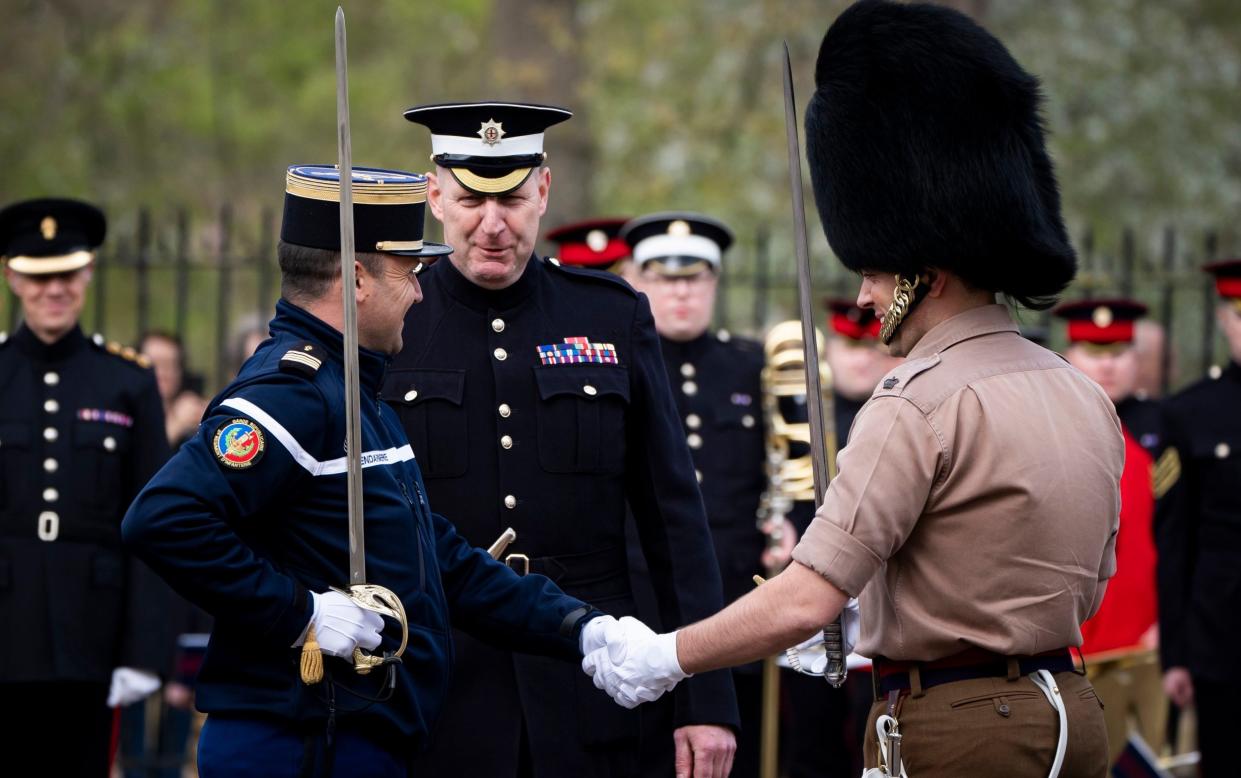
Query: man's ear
[
  {"left": 922, "top": 268, "right": 946, "bottom": 298},
  {"left": 535, "top": 166, "right": 551, "bottom": 217},
  {"left": 427, "top": 169, "right": 445, "bottom": 222}
]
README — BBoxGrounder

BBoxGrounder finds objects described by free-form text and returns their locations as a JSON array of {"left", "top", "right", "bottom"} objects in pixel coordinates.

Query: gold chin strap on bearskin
[{"left": 878, "top": 274, "right": 921, "bottom": 346}]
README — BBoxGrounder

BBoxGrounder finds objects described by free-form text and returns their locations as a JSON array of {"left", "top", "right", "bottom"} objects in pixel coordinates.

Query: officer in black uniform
[
  {"left": 0, "top": 197, "right": 171, "bottom": 774},
  {"left": 394, "top": 102, "right": 739, "bottom": 778},
  {"left": 1157, "top": 259, "right": 1241, "bottom": 778},
  {"left": 620, "top": 211, "right": 767, "bottom": 777},
  {"left": 122, "top": 165, "right": 608, "bottom": 777}
]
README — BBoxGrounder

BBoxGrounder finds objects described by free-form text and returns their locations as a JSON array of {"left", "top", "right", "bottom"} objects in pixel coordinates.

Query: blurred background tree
[{"left": 1, "top": 0, "right": 1238, "bottom": 385}]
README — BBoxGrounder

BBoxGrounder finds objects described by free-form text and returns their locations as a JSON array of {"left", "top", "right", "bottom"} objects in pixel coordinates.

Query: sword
[
  {"left": 331, "top": 6, "right": 407, "bottom": 677},
  {"left": 782, "top": 41, "right": 846, "bottom": 688}
]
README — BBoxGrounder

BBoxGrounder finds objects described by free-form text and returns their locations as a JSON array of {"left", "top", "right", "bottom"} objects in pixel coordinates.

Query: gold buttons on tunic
[
  {"left": 43, "top": 487, "right": 59, "bottom": 503},
  {"left": 504, "top": 495, "right": 517, "bottom": 510},
  {"left": 37, "top": 511, "right": 59, "bottom": 542},
  {"left": 103, "top": 436, "right": 117, "bottom": 452},
  {"left": 44, "top": 458, "right": 58, "bottom": 473},
  {"left": 682, "top": 381, "right": 698, "bottom": 396},
  {"left": 43, "top": 371, "right": 59, "bottom": 386},
  {"left": 686, "top": 414, "right": 702, "bottom": 430},
  {"left": 687, "top": 433, "right": 703, "bottom": 449},
  {"left": 494, "top": 348, "right": 508, "bottom": 361},
  {"left": 44, "top": 399, "right": 59, "bottom": 414},
  {"left": 501, "top": 435, "right": 514, "bottom": 450},
  {"left": 680, "top": 363, "right": 695, "bottom": 378},
  {"left": 742, "top": 414, "right": 756, "bottom": 428},
  {"left": 492, "top": 318, "right": 506, "bottom": 333},
  {"left": 1216, "top": 442, "right": 1231, "bottom": 459},
  {"left": 583, "top": 384, "right": 598, "bottom": 396},
  {"left": 43, "top": 427, "right": 58, "bottom": 442},
  {"left": 498, "top": 403, "right": 512, "bottom": 418},
  {"left": 404, "top": 389, "right": 418, "bottom": 402}
]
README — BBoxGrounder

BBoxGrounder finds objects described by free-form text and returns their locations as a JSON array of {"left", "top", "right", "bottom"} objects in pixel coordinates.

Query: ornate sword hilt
[{"left": 332, "top": 583, "right": 409, "bottom": 675}]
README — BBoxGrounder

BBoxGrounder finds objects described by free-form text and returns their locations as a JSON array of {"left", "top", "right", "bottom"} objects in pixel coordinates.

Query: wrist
[{"left": 655, "top": 630, "right": 690, "bottom": 681}]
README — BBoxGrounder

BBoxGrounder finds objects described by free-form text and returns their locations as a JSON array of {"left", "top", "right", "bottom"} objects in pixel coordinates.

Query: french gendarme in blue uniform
[
  {"left": 123, "top": 300, "right": 595, "bottom": 771},
  {"left": 122, "top": 166, "right": 597, "bottom": 777}
]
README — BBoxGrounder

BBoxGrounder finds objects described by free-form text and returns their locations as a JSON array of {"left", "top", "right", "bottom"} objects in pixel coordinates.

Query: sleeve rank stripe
[{"left": 219, "top": 397, "right": 414, "bottom": 477}]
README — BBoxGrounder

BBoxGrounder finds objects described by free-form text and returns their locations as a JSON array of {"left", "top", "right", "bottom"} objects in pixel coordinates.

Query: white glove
[
  {"left": 779, "top": 597, "right": 862, "bottom": 676},
  {"left": 293, "top": 590, "right": 384, "bottom": 658},
  {"left": 579, "top": 615, "right": 619, "bottom": 656},
  {"left": 107, "top": 667, "right": 162, "bottom": 708},
  {"left": 581, "top": 616, "right": 689, "bottom": 709}
]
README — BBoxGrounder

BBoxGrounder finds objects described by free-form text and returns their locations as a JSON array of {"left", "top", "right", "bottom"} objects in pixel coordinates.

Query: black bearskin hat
[{"left": 805, "top": 0, "right": 1076, "bottom": 309}]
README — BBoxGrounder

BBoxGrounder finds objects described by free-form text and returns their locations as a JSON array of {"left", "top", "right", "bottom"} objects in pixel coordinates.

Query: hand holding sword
[{"left": 299, "top": 7, "right": 410, "bottom": 685}]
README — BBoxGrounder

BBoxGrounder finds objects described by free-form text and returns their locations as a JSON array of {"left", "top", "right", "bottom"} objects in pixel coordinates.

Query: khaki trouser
[{"left": 863, "top": 671, "right": 1108, "bottom": 777}]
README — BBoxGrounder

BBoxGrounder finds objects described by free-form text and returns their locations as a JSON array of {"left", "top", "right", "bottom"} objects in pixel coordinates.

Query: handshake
[
  {"left": 580, "top": 616, "right": 689, "bottom": 709},
  {"left": 580, "top": 598, "right": 861, "bottom": 709}
]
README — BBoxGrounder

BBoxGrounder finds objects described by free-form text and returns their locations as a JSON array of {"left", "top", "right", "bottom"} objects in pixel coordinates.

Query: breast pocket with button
[
  {"left": 383, "top": 369, "right": 468, "bottom": 479},
  {"left": 72, "top": 421, "right": 131, "bottom": 513},
  {"left": 533, "top": 366, "right": 630, "bottom": 474}
]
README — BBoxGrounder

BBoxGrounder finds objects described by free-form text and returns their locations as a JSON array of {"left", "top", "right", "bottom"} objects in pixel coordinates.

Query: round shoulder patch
[{"left": 212, "top": 418, "right": 266, "bottom": 469}]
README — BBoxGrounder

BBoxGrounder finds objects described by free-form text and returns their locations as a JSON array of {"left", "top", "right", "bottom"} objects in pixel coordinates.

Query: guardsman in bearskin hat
[
  {"left": 1157, "top": 259, "right": 1241, "bottom": 778},
  {"left": 394, "top": 103, "right": 738, "bottom": 778},
  {"left": 0, "top": 198, "right": 172, "bottom": 774},
  {"left": 122, "top": 165, "right": 619, "bottom": 776},
  {"left": 581, "top": 2, "right": 1124, "bottom": 775}
]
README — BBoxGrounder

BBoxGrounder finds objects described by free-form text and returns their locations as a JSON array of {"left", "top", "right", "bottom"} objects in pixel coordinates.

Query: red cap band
[
  {"left": 830, "top": 312, "right": 881, "bottom": 340},
  {"left": 1067, "top": 320, "right": 1135, "bottom": 344},
  {"left": 1217, "top": 278, "right": 1241, "bottom": 299},
  {"left": 560, "top": 240, "right": 631, "bottom": 265}
]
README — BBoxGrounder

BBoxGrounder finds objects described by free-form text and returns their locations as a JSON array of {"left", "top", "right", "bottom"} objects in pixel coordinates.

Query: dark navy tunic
[
  {"left": 0, "top": 324, "right": 170, "bottom": 684},
  {"left": 389, "top": 256, "right": 738, "bottom": 775},
  {"left": 122, "top": 300, "right": 594, "bottom": 747}
]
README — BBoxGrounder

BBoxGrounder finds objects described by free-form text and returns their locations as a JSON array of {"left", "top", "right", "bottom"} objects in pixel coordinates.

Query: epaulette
[
  {"left": 543, "top": 256, "right": 638, "bottom": 297},
  {"left": 95, "top": 334, "right": 152, "bottom": 368},
  {"left": 872, "top": 354, "right": 941, "bottom": 397},
  {"left": 279, "top": 341, "right": 324, "bottom": 378}
]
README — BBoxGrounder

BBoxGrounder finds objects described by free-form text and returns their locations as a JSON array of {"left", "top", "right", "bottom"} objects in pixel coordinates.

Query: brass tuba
[{"left": 754, "top": 319, "right": 839, "bottom": 778}]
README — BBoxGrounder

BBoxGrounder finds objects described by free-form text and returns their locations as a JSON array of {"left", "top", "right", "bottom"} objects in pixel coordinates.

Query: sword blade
[
  {"left": 783, "top": 41, "right": 846, "bottom": 688},
  {"left": 336, "top": 7, "right": 365, "bottom": 586},
  {"left": 782, "top": 42, "right": 830, "bottom": 507}
]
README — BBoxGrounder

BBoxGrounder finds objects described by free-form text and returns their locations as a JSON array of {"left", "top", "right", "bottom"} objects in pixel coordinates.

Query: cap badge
[
  {"left": 1091, "top": 306, "right": 1113, "bottom": 328},
  {"left": 478, "top": 119, "right": 505, "bottom": 147},
  {"left": 586, "top": 229, "right": 609, "bottom": 253},
  {"left": 667, "top": 219, "right": 691, "bottom": 237},
  {"left": 40, "top": 216, "right": 57, "bottom": 241}
]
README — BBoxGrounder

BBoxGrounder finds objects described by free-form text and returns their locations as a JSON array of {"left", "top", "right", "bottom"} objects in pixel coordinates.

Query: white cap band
[
  {"left": 633, "top": 234, "right": 721, "bottom": 266},
  {"left": 431, "top": 132, "right": 545, "bottom": 158}
]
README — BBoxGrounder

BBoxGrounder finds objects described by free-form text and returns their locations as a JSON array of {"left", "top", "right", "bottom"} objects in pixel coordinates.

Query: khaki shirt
[{"left": 792, "top": 304, "right": 1123, "bottom": 661}]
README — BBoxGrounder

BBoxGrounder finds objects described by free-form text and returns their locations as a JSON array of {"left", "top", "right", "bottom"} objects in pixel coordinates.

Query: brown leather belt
[{"left": 872, "top": 646, "right": 1075, "bottom": 699}]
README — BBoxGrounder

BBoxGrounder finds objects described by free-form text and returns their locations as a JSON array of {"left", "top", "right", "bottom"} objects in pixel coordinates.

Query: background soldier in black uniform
[
  {"left": 622, "top": 211, "right": 768, "bottom": 778},
  {"left": 0, "top": 198, "right": 171, "bottom": 774},
  {"left": 1157, "top": 259, "right": 1241, "bottom": 778},
  {"left": 393, "top": 103, "right": 738, "bottom": 777}
]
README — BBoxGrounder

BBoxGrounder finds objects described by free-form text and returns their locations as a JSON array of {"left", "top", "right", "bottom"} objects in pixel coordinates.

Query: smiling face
[
  {"left": 428, "top": 166, "right": 549, "bottom": 290},
  {"left": 5, "top": 264, "right": 92, "bottom": 343},
  {"left": 357, "top": 253, "right": 424, "bottom": 356}
]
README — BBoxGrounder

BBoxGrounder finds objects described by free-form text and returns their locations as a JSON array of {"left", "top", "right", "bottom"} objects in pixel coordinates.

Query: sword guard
[
  {"left": 822, "top": 621, "right": 848, "bottom": 688},
  {"left": 331, "top": 583, "right": 409, "bottom": 674}
]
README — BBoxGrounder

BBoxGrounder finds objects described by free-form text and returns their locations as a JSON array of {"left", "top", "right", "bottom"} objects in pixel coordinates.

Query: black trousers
[
  {"left": 2, "top": 681, "right": 113, "bottom": 776},
  {"left": 1194, "top": 676, "right": 1241, "bottom": 778}
]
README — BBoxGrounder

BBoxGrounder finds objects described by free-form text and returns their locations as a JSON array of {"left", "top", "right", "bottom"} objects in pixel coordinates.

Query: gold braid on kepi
[{"left": 879, "top": 274, "right": 920, "bottom": 345}]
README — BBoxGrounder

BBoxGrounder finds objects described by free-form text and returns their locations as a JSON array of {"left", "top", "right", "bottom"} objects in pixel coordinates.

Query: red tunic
[{"left": 1080, "top": 426, "right": 1159, "bottom": 654}]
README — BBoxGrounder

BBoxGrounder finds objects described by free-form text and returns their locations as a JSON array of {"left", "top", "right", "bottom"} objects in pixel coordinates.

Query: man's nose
[
  {"left": 855, "top": 282, "right": 872, "bottom": 310},
  {"left": 478, "top": 200, "right": 507, "bottom": 235}
]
